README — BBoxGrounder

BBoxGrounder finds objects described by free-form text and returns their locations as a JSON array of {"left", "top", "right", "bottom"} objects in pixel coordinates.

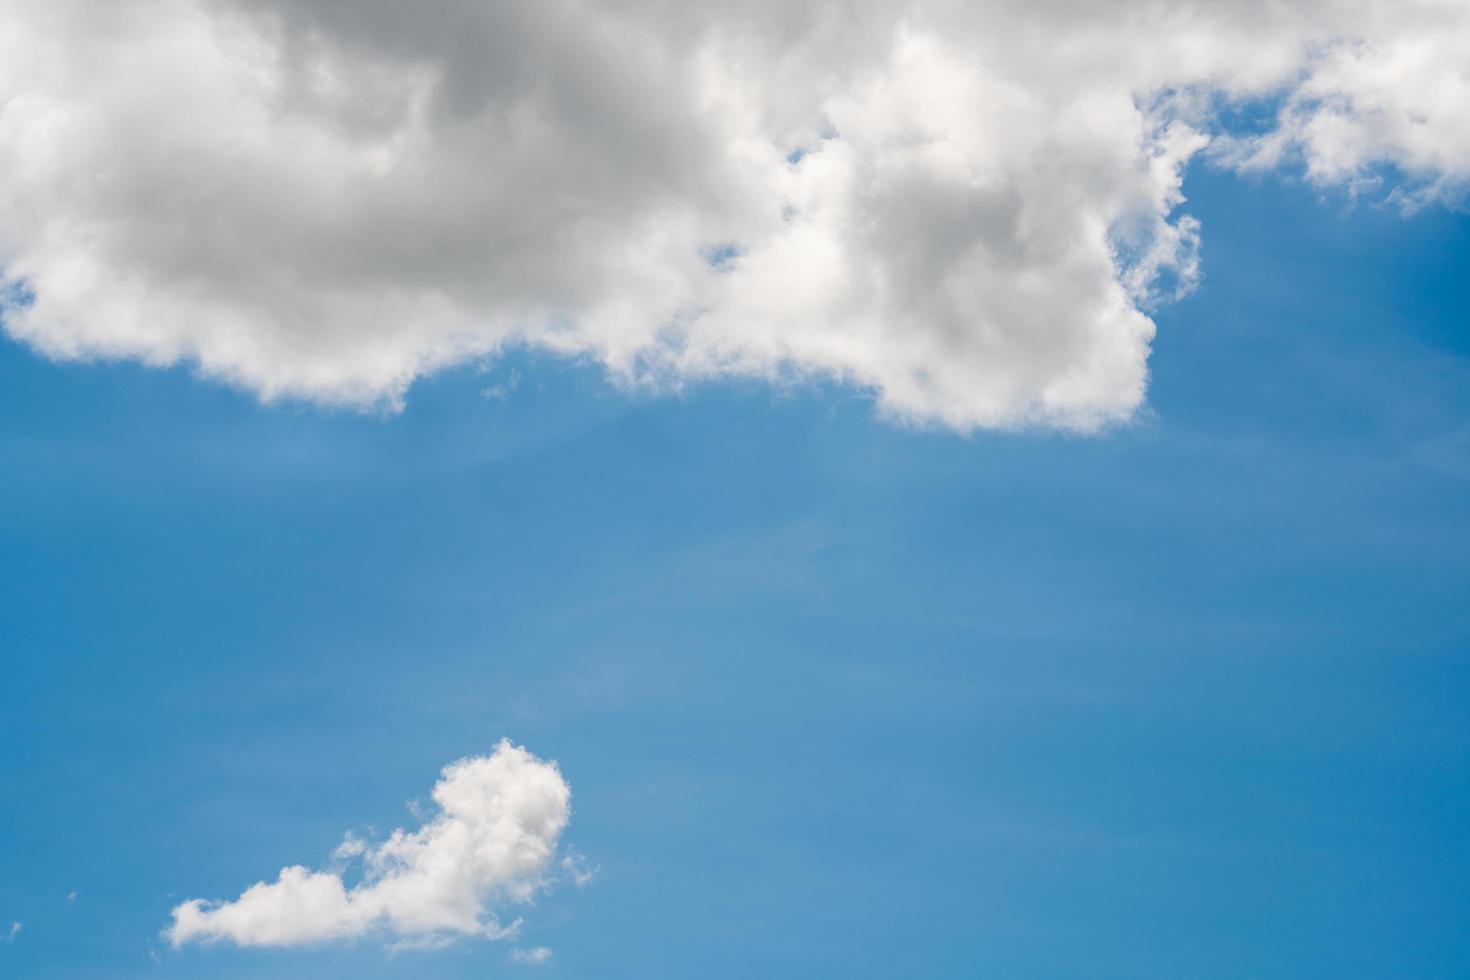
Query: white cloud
[
  {"left": 0, "top": 1, "right": 1466, "bottom": 430},
  {"left": 510, "top": 946, "right": 554, "bottom": 965},
  {"left": 561, "top": 851, "right": 597, "bottom": 887},
  {"left": 1216, "top": 7, "right": 1470, "bottom": 209},
  {"left": 5, "top": 922, "right": 19, "bottom": 942},
  {"left": 166, "top": 740, "right": 571, "bottom": 949}
]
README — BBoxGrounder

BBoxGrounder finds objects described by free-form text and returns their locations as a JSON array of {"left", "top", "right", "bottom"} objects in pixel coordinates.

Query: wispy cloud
[
  {"left": 480, "top": 369, "right": 522, "bottom": 402},
  {"left": 561, "top": 852, "right": 598, "bottom": 888},
  {"left": 510, "top": 946, "right": 554, "bottom": 965}
]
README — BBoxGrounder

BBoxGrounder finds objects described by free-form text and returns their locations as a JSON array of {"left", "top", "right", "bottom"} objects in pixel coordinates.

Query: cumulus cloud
[
  {"left": 166, "top": 740, "right": 571, "bottom": 949},
  {"left": 0, "top": 1, "right": 1466, "bottom": 430}
]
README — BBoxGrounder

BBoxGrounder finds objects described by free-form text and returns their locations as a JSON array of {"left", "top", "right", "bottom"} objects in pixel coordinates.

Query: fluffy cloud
[
  {"left": 166, "top": 740, "right": 571, "bottom": 948},
  {"left": 1, "top": 1, "right": 1466, "bottom": 430}
]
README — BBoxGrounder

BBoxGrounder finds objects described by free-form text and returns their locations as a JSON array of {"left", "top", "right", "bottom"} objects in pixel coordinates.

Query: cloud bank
[
  {"left": 166, "top": 741, "right": 570, "bottom": 948},
  {"left": 1, "top": 1, "right": 1466, "bottom": 430}
]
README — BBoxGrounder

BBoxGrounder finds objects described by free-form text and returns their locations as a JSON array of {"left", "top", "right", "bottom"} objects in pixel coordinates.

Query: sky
[{"left": 2, "top": 2, "right": 1470, "bottom": 978}]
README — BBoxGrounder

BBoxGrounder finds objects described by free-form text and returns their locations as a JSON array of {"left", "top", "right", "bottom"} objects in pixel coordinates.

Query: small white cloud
[
  {"left": 166, "top": 741, "right": 571, "bottom": 950},
  {"left": 561, "top": 852, "right": 598, "bottom": 888},
  {"left": 480, "top": 370, "right": 521, "bottom": 401},
  {"left": 330, "top": 833, "right": 368, "bottom": 863},
  {"left": 5, "top": 922, "right": 20, "bottom": 942},
  {"left": 66, "top": 892, "right": 77, "bottom": 902},
  {"left": 510, "top": 946, "right": 553, "bottom": 965}
]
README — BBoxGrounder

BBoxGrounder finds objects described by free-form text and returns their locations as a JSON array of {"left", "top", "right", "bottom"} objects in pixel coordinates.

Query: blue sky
[{"left": 3, "top": 156, "right": 1469, "bottom": 979}]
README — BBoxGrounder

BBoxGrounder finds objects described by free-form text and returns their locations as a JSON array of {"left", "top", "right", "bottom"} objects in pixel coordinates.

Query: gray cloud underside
[{"left": 1, "top": 0, "right": 1466, "bottom": 430}]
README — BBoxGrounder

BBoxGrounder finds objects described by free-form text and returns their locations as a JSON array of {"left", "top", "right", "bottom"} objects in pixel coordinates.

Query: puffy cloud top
[
  {"left": 167, "top": 740, "right": 571, "bottom": 948},
  {"left": 1, "top": 0, "right": 1466, "bottom": 429}
]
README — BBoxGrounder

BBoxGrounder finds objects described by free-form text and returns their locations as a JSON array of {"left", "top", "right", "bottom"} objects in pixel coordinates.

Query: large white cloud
[
  {"left": 166, "top": 740, "right": 571, "bottom": 948},
  {"left": 1, "top": 1, "right": 1466, "bottom": 430}
]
